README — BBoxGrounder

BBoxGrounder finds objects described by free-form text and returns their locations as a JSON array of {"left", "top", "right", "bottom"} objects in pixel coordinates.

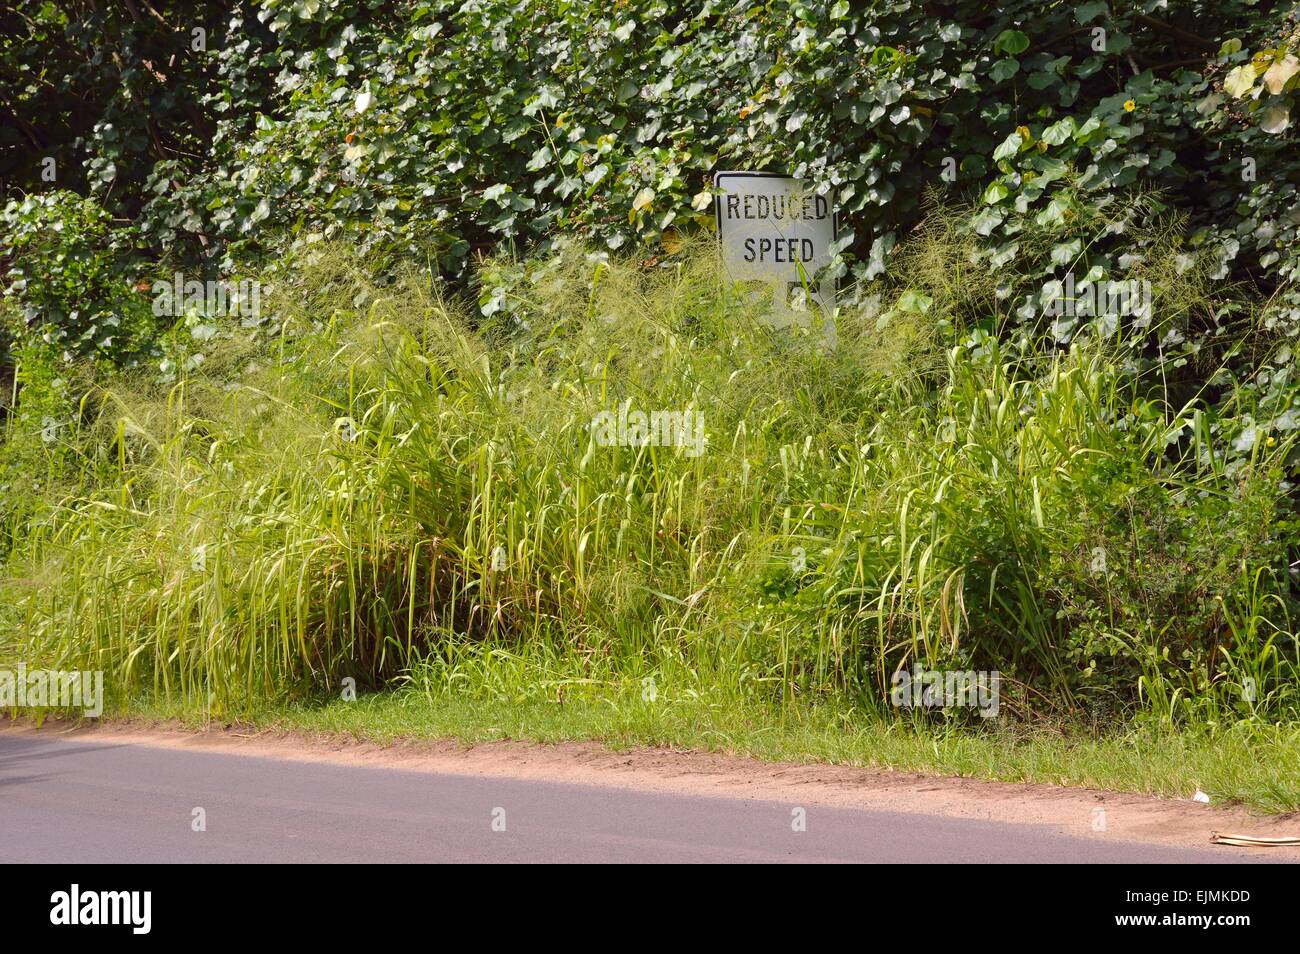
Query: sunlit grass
[{"left": 1, "top": 238, "right": 1296, "bottom": 747}]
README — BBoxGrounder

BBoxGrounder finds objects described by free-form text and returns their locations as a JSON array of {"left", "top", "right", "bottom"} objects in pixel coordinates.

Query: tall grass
[{"left": 1, "top": 239, "right": 1296, "bottom": 726}]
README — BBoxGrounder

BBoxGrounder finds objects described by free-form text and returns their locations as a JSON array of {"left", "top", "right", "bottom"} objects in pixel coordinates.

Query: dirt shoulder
[{"left": 3, "top": 717, "right": 1297, "bottom": 857}]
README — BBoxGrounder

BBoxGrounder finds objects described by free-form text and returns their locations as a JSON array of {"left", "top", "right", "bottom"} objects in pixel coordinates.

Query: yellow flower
[
  {"left": 1016, "top": 125, "right": 1031, "bottom": 141},
  {"left": 1123, "top": 99, "right": 1136, "bottom": 112},
  {"left": 739, "top": 105, "right": 754, "bottom": 119},
  {"left": 1267, "top": 436, "right": 1277, "bottom": 447}
]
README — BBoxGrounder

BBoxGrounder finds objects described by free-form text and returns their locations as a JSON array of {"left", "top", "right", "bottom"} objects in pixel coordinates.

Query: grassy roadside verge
[
  {"left": 113, "top": 687, "right": 1300, "bottom": 816},
  {"left": 4, "top": 242, "right": 1300, "bottom": 818}
]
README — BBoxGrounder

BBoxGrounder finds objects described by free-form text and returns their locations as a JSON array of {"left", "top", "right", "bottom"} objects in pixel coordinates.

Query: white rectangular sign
[{"left": 714, "top": 171, "right": 836, "bottom": 324}]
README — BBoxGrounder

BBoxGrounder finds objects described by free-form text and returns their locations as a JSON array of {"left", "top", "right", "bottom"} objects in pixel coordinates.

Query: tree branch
[{"left": 1134, "top": 14, "right": 1219, "bottom": 53}]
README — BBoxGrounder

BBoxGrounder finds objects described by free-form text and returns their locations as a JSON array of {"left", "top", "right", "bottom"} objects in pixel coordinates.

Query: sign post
[{"left": 713, "top": 171, "right": 836, "bottom": 339}]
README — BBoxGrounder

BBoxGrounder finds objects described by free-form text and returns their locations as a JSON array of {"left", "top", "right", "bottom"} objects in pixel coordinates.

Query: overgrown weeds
[{"left": 1, "top": 237, "right": 1297, "bottom": 731}]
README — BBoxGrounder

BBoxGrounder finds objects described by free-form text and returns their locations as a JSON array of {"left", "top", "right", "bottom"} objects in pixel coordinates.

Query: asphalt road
[{"left": 0, "top": 733, "right": 1276, "bottom": 863}]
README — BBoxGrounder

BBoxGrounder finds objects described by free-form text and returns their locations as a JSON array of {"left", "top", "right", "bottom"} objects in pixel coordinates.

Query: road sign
[{"left": 713, "top": 171, "right": 836, "bottom": 330}]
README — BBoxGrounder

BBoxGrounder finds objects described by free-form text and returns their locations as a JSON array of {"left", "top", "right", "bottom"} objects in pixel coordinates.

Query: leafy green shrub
[
  {"left": 1046, "top": 460, "right": 1294, "bottom": 720},
  {"left": 174, "top": 4, "right": 1300, "bottom": 303},
  {"left": 0, "top": 191, "right": 158, "bottom": 365},
  {"left": 6, "top": 2, "right": 1300, "bottom": 392},
  {"left": 153, "top": 0, "right": 1300, "bottom": 431},
  {"left": 0, "top": 0, "right": 253, "bottom": 246}
]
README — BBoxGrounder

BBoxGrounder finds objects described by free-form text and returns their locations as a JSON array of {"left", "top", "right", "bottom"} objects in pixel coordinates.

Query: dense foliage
[
  {"left": 4, "top": 245, "right": 1297, "bottom": 723},
  {"left": 5, "top": 3, "right": 1300, "bottom": 354},
  {"left": 3, "top": 1, "right": 1300, "bottom": 725}
]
